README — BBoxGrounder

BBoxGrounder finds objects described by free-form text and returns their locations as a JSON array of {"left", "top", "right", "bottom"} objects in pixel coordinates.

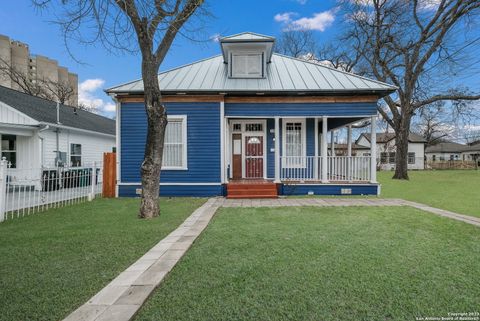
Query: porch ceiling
[{"left": 324, "top": 117, "right": 367, "bottom": 131}]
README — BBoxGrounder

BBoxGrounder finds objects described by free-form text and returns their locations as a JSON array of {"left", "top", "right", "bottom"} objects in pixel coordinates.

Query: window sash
[
  {"left": 282, "top": 119, "right": 306, "bottom": 168},
  {"left": 408, "top": 152, "right": 415, "bottom": 164},
  {"left": 162, "top": 117, "right": 187, "bottom": 169},
  {"left": 388, "top": 152, "right": 396, "bottom": 164},
  {"left": 380, "top": 152, "right": 388, "bottom": 164}
]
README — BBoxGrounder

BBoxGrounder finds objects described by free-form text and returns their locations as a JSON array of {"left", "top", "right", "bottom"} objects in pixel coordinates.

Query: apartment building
[{"left": 0, "top": 34, "right": 78, "bottom": 106}]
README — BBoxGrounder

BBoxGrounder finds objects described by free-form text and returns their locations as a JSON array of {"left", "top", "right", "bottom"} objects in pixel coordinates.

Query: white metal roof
[
  {"left": 220, "top": 32, "right": 275, "bottom": 42},
  {"left": 106, "top": 53, "right": 396, "bottom": 95}
]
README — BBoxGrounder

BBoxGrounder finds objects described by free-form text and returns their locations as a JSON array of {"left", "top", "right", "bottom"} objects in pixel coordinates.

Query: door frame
[{"left": 229, "top": 119, "right": 267, "bottom": 179}]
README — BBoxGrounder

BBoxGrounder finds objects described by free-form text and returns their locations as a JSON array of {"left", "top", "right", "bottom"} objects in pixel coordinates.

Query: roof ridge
[
  {"left": 220, "top": 31, "right": 275, "bottom": 41},
  {"left": 272, "top": 53, "right": 397, "bottom": 90}
]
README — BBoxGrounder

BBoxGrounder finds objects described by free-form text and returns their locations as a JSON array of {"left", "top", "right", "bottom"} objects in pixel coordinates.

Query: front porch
[{"left": 223, "top": 115, "right": 379, "bottom": 197}]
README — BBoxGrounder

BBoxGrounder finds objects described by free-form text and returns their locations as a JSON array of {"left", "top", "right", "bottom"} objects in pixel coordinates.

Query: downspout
[{"left": 56, "top": 102, "right": 60, "bottom": 166}]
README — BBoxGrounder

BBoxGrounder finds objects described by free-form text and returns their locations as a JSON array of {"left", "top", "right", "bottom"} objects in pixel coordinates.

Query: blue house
[{"left": 106, "top": 32, "right": 396, "bottom": 198}]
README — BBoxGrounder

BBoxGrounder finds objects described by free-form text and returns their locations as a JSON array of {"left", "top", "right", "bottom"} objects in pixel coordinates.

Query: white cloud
[
  {"left": 274, "top": 12, "right": 296, "bottom": 23},
  {"left": 292, "top": 10, "right": 335, "bottom": 31},
  {"left": 78, "top": 78, "right": 115, "bottom": 114},
  {"left": 418, "top": 0, "right": 442, "bottom": 10},
  {"left": 294, "top": 0, "right": 308, "bottom": 4},
  {"left": 274, "top": 10, "right": 336, "bottom": 32},
  {"left": 79, "top": 78, "right": 104, "bottom": 92}
]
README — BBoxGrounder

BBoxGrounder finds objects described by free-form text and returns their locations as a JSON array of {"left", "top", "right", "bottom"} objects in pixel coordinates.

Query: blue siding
[
  {"left": 118, "top": 184, "right": 223, "bottom": 197},
  {"left": 281, "top": 184, "right": 378, "bottom": 196},
  {"left": 225, "top": 103, "right": 377, "bottom": 117},
  {"left": 120, "top": 102, "right": 220, "bottom": 183}
]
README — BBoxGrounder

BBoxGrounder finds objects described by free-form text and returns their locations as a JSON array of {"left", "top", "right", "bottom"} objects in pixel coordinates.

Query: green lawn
[
  {"left": 378, "top": 170, "right": 480, "bottom": 218},
  {"left": 136, "top": 206, "right": 480, "bottom": 321},
  {"left": 0, "top": 197, "right": 205, "bottom": 321}
]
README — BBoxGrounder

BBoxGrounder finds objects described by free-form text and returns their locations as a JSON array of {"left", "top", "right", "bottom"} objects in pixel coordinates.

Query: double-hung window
[
  {"left": 380, "top": 152, "right": 388, "bottom": 164},
  {"left": 282, "top": 119, "right": 306, "bottom": 168},
  {"left": 70, "top": 143, "right": 82, "bottom": 167},
  {"left": 388, "top": 152, "right": 396, "bottom": 164},
  {"left": 1, "top": 135, "right": 16, "bottom": 168},
  {"left": 408, "top": 152, "right": 415, "bottom": 164},
  {"left": 162, "top": 116, "right": 187, "bottom": 170}
]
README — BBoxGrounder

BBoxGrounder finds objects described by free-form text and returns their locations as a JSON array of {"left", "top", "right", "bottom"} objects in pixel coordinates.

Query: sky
[
  {"left": 0, "top": 0, "right": 479, "bottom": 141},
  {"left": 0, "top": 0, "right": 340, "bottom": 117}
]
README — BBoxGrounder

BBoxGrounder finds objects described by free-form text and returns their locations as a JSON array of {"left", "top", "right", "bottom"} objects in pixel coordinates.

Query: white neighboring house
[
  {"left": 0, "top": 85, "right": 115, "bottom": 177},
  {"left": 463, "top": 142, "right": 480, "bottom": 162},
  {"left": 425, "top": 141, "right": 480, "bottom": 162},
  {"left": 356, "top": 132, "right": 426, "bottom": 170}
]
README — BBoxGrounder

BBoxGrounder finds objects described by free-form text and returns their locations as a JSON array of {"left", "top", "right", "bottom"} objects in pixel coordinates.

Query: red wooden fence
[{"left": 103, "top": 152, "right": 116, "bottom": 198}]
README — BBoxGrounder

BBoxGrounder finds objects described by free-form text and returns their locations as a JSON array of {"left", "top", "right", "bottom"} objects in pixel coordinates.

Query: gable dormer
[{"left": 220, "top": 32, "right": 275, "bottom": 79}]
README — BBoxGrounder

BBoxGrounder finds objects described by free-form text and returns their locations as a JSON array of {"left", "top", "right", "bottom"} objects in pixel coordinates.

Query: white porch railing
[
  {"left": 280, "top": 156, "right": 371, "bottom": 182},
  {"left": 0, "top": 158, "right": 102, "bottom": 222},
  {"left": 327, "top": 156, "right": 371, "bottom": 182}
]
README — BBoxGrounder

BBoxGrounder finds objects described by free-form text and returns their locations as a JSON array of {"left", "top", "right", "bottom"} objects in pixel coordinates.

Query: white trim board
[{"left": 118, "top": 182, "right": 222, "bottom": 186}]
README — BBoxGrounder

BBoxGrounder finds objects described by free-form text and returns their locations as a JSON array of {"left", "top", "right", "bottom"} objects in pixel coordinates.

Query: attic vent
[{"left": 230, "top": 52, "right": 264, "bottom": 78}]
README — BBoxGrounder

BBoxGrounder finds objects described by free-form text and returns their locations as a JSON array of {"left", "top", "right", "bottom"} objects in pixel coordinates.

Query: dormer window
[{"left": 230, "top": 52, "right": 264, "bottom": 78}]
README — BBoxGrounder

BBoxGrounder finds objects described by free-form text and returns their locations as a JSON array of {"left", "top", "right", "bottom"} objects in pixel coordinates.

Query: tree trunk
[
  {"left": 139, "top": 58, "right": 167, "bottom": 218},
  {"left": 392, "top": 116, "right": 411, "bottom": 180}
]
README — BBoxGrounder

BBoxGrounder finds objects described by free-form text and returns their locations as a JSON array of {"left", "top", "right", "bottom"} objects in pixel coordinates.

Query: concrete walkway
[
  {"left": 63, "top": 197, "right": 479, "bottom": 321},
  {"left": 64, "top": 198, "right": 221, "bottom": 321}
]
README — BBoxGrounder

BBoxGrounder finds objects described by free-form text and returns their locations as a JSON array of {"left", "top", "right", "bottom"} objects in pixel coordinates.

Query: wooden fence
[
  {"left": 103, "top": 153, "right": 116, "bottom": 198},
  {"left": 426, "top": 160, "right": 478, "bottom": 170}
]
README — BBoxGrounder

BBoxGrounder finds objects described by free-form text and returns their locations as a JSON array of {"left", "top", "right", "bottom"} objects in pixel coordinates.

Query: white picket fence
[{"left": 0, "top": 158, "right": 102, "bottom": 222}]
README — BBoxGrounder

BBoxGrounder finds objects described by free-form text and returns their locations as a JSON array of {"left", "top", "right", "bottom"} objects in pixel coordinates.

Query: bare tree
[
  {"left": 0, "top": 57, "right": 49, "bottom": 97},
  {"left": 275, "top": 30, "right": 360, "bottom": 72},
  {"left": 275, "top": 29, "right": 317, "bottom": 58},
  {"left": 43, "top": 79, "right": 76, "bottom": 105},
  {"left": 34, "top": 0, "right": 207, "bottom": 218},
  {"left": 342, "top": 0, "right": 480, "bottom": 179},
  {"left": 413, "top": 102, "right": 453, "bottom": 145},
  {"left": 314, "top": 43, "right": 360, "bottom": 73}
]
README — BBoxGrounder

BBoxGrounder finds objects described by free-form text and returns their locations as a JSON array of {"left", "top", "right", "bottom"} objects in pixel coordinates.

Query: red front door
[{"left": 245, "top": 136, "right": 264, "bottom": 178}]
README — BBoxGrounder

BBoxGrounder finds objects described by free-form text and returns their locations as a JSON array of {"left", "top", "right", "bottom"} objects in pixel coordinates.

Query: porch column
[
  {"left": 321, "top": 116, "right": 329, "bottom": 183},
  {"left": 330, "top": 130, "right": 335, "bottom": 156},
  {"left": 224, "top": 117, "right": 230, "bottom": 183},
  {"left": 274, "top": 117, "right": 280, "bottom": 183},
  {"left": 370, "top": 115, "right": 377, "bottom": 183},
  {"left": 314, "top": 117, "right": 319, "bottom": 180},
  {"left": 347, "top": 125, "right": 352, "bottom": 157},
  {"left": 220, "top": 101, "right": 225, "bottom": 183}
]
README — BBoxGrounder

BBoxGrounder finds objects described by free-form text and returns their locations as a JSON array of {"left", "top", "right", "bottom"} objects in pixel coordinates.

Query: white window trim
[
  {"left": 162, "top": 115, "right": 188, "bottom": 171},
  {"left": 229, "top": 50, "right": 265, "bottom": 79},
  {"left": 282, "top": 118, "right": 306, "bottom": 168},
  {"left": 70, "top": 143, "right": 82, "bottom": 167}
]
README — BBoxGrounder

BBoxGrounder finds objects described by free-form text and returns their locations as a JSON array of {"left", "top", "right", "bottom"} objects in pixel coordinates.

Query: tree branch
[{"left": 413, "top": 93, "right": 480, "bottom": 108}]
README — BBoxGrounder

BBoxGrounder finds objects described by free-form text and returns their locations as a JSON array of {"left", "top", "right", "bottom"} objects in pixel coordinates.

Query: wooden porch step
[
  {"left": 226, "top": 181, "right": 278, "bottom": 199},
  {"left": 227, "top": 194, "right": 278, "bottom": 199}
]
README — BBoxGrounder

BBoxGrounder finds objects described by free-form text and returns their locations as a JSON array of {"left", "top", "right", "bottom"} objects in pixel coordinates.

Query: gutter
[{"left": 40, "top": 122, "right": 115, "bottom": 138}]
